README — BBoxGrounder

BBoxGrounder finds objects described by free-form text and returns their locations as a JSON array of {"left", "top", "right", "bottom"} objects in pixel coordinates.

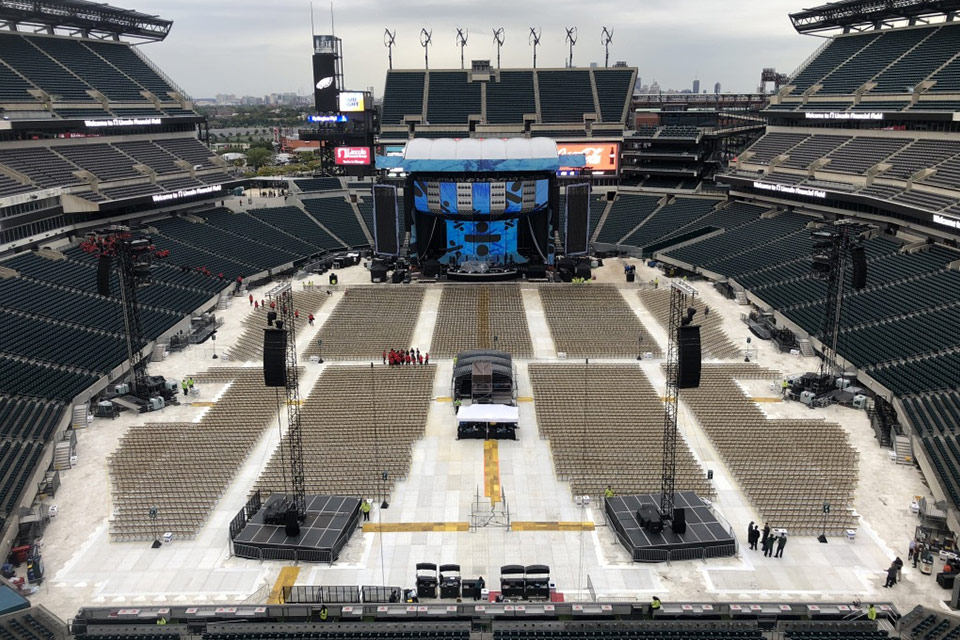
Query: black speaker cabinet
[
  {"left": 851, "top": 245, "right": 867, "bottom": 290},
  {"left": 677, "top": 325, "right": 702, "bottom": 389},
  {"left": 284, "top": 507, "right": 300, "bottom": 537},
  {"left": 672, "top": 507, "right": 687, "bottom": 535},
  {"left": 263, "top": 329, "right": 287, "bottom": 387},
  {"left": 97, "top": 255, "right": 112, "bottom": 297}
]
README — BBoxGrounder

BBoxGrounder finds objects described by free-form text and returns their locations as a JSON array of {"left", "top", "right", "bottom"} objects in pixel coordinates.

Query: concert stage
[
  {"left": 605, "top": 492, "right": 737, "bottom": 563},
  {"left": 230, "top": 493, "right": 361, "bottom": 563}
]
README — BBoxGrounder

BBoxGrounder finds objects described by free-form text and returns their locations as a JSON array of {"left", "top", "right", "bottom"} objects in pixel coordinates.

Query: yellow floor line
[
  {"left": 363, "top": 522, "right": 470, "bottom": 532},
  {"left": 435, "top": 396, "right": 452, "bottom": 403},
  {"left": 511, "top": 521, "right": 596, "bottom": 531},
  {"left": 484, "top": 440, "right": 501, "bottom": 504},
  {"left": 752, "top": 397, "right": 783, "bottom": 403},
  {"left": 516, "top": 396, "right": 534, "bottom": 403},
  {"left": 267, "top": 566, "right": 299, "bottom": 604},
  {"left": 190, "top": 401, "right": 216, "bottom": 407}
]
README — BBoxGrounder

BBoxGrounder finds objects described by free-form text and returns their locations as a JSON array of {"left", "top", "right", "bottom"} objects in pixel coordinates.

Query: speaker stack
[
  {"left": 671, "top": 507, "right": 687, "bottom": 535},
  {"left": 677, "top": 325, "right": 702, "bottom": 389},
  {"left": 96, "top": 255, "right": 112, "bottom": 297},
  {"left": 263, "top": 329, "right": 287, "bottom": 387},
  {"left": 851, "top": 245, "right": 867, "bottom": 290}
]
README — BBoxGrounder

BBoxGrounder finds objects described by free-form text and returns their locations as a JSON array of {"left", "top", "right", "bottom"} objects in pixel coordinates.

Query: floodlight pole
[
  {"left": 384, "top": 29, "right": 396, "bottom": 70},
  {"left": 493, "top": 28, "right": 505, "bottom": 69},
  {"left": 601, "top": 27, "right": 613, "bottom": 68},
  {"left": 529, "top": 28, "right": 541, "bottom": 69}
]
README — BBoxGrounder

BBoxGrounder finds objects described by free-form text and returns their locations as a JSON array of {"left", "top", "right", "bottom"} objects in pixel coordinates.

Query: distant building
[
  {"left": 693, "top": 79, "right": 700, "bottom": 94},
  {"left": 714, "top": 82, "right": 721, "bottom": 94}
]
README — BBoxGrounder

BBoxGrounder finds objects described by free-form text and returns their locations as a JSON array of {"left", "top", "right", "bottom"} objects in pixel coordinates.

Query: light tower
[
  {"left": 565, "top": 26, "right": 577, "bottom": 68},
  {"left": 601, "top": 26, "right": 613, "bottom": 68},
  {"left": 420, "top": 28, "right": 432, "bottom": 69},
  {"left": 493, "top": 27, "right": 505, "bottom": 69},
  {"left": 384, "top": 28, "right": 396, "bottom": 70},
  {"left": 529, "top": 27, "right": 541, "bottom": 68}
]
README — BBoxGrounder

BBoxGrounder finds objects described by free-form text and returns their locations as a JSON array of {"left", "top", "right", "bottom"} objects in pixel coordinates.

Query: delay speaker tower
[
  {"left": 677, "top": 325, "right": 702, "bottom": 389},
  {"left": 263, "top": 329, "right": 287, "bottom": 387}
]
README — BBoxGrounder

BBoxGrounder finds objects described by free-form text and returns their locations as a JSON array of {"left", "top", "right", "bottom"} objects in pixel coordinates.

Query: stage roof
[
  {"left": 0, "top": 0, "right": 172, "bottom": 41},
  {"left": 789, "top": 0, "right": 960, "bottom": 34},
  {"left": 377, "top": 137, "right": 586, "bottom": 173}
]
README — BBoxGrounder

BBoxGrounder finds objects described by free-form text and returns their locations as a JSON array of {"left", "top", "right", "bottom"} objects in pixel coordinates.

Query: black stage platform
[
  {"left": 605, "top": 492, "right": 737, "bottom": 563},
  {"left": 231, "top": 494, "right": 361, "bottom": 563}
]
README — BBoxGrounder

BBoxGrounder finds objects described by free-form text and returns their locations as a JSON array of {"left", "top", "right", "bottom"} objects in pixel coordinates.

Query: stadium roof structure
[
  {"left": 0, "top": 0, "right": 172, "bottom": 42},
  {"left": 789, "top": 0, "right": 960, "bottom": 34}
]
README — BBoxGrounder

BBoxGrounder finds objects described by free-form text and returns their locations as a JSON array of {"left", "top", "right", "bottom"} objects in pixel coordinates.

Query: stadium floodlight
[
  {"left": 384, "top": 29, "right": 397, "bottom": 70},
  {"left": 420, "top": 28, "right": 433, "bottom": 69},
  {"left": 601, "top": 26, "right": 614, "bottom": 68},
  {"left": 493, "top": 27, "right": 505, "bottom": 69},
  {"left": 529, "top": 27, "right": 541, "bottom": 68},
  {"left": 565, "top": 26, "right": 578, "bottom": 68},
  {"left": 456, "top": 28, "right": 469, "bottom": 69}
]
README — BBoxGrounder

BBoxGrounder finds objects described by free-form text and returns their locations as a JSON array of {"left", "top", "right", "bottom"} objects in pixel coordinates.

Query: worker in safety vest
[
  {"left": 650, "top": 596, "right": 661, "bottom": 618},
  {"left": 604, "top": 486, "right": 615, "bottom": 499},
  {"left": 361, "top": 499, "right": 371, "bottom": 521},
  {"left": 867, "top": 604, "right": 877, "bottom": 621},
  {"left": 319, "top": 605, "right": 328, "bottom": 622},
  {"left": 181, "top": 379, "right": 188, "bottom": 397},
  {"left": 156, "top": 617, "right": 167, "bottom": 626}
]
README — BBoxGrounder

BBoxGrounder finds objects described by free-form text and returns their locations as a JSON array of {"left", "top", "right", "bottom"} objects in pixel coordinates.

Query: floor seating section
[
  {"left": 681, "top": 365, "right": 859, "bottom": 534},
  {"left": 538, "top": 285, "right": 662, "bottom": 358},
  {"left": 304, "top": 288, "right": 425, "bottom": 360},
  {"left": 254, "top": 364, "right": 435, "bottom": 499},
  {"left": 227, "top": 291, "right": 330, "bottom": 362},
  {"left": 638, "top": 289, "right": 740, "bottom": 359},
  {"left": 246, "top": 206, "right": 344, "bottom": 252},
  {"left": 528, "top": 363, "right": 713, "bottom": 499},
  {"left": 301, "top": 198, "right": 370, "bottom": 248},
  {"left": 430, "top": 286, "right": 533, "bottom": 357},
  {"left": 108, "top": 368, "right": 292, "bottom": 540}
]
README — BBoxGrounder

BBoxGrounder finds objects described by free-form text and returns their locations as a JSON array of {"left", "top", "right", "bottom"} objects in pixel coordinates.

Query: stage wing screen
[
  {"left": 373, "top": 184, "right": 400, "bottom": 256},
  {"left": 564, "top": 183, "right": 591, "bottom": 256}
]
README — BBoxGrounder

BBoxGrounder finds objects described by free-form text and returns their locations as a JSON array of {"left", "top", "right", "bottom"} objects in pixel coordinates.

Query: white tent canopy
[{"left": 456, "top": 403, "right": 519, "bottom": 424}]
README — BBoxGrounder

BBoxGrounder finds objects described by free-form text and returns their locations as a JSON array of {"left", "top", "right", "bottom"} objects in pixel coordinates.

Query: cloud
[{"left": 131, "top": 0, "right": 815, "bottom": 97}]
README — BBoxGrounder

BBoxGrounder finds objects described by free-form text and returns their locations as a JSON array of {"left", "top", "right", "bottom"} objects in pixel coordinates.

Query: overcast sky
[{"left": 131, "top": 0, "right": 821, "bottom": 99}]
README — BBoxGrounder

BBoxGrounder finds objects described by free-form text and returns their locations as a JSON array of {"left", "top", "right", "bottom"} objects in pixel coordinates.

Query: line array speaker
[
  {"left": 263, "top": 328, "right": 287, "bottom": 387},
  {"left": 97, "top": 255, "right": 112, "bottom": 297},
  {"left": 851, "top": 245, "right": 867, "bottom": 290},
  {"left": 677, "top": 325, "right": 702, "bottom": 389}
]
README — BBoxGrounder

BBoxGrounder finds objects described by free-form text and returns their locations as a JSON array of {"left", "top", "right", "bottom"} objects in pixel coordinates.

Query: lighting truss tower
[
  {"left": 275, "top": 284, "right": 306, "bottom": 518},
  {"left": 384, "top": 28, "right": 396, "bottom": 70},
  {"left": 81, "top": 228, "right": 168, "bottom": 399},
  {"left": 811, "top": 221, "right": 871, "bottom": 382},
  {"left": 420, "top": 28, "right": 432, "bottom": 69},
  {"left": 456, "top": 27, "right": 468, "bottom": 69},
  {"left": 601, "top": 26, "right": 613, "bottom": 68},
  {"left": 493, "top": 27, "right": 505, "bottom": 69},
  {"left": 529, "top": 27, "right": 541, "bottom": 68},
  {"left": 565, "top": 26, "right": 578, "bottom": 68},
  {"left": 660, "top": 280, "right": 697, "bottom": 523}
]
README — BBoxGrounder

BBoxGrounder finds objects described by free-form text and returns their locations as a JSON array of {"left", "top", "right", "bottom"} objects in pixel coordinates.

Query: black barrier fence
[
  {"left": 229, "top": 490, "right": 262, "bottom": 541},
  {"left": 362, "top": 586, "right": 404, "bottom": 603},
  {"left": 283, "top": 585, "right": 364, "bottom": 604},
  {"left": 233, "top": 544, "right": 334, "bottom": 564}
]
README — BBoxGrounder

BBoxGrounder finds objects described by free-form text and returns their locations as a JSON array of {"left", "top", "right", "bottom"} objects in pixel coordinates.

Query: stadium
[{"left": 2, "top": 0, "right": 960, "bottom": 638}]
